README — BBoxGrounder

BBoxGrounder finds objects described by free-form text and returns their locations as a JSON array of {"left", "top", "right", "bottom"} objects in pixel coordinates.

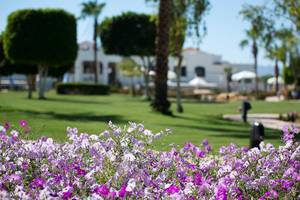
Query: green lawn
[{"left": 0, "top": 91, "right": 299, "bottom": 150}]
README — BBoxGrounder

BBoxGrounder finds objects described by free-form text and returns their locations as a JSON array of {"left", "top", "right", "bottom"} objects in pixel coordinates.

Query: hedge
[{"left": 56, "top": 83, "right": 110, "bottom": 95}]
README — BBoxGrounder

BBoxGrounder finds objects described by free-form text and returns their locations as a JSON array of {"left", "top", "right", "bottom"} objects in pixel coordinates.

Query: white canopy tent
[
  {"left": 267, "top": 76, "right": 284, "bottom": 85},
  {"left": 188, "top": 77, "right": 217, "bottom": 88},
  {"left": 148, "top": 70, "right": 177, "bottom": 80},
  {"left": 231, "top": 71, "right": 256, "bottom": 81}
]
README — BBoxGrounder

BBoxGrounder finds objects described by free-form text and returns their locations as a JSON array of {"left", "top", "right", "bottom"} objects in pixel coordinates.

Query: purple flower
[
  {"left": 94, "top": 185, "right": 110, "bottom": 197},
  {"left": 282, "top": 125, "right": 299, "bottom": 143},
  {"left": 193, "top": 173, "right": 203, "bottom": 186},
  {"left": 165, "top": 185, "right": 180, "bottom": 195},
  {"left": 195, "top": 148, "right": 205, "bottom": 158},
  {"left": 4, "top": 122, "right": 10, "bottom": 130},
  {"left": 118, "top": 184, "right": 127, "bottom": 198},
  {"left": 260, "top": 189, "right": 278, "bottom": 199},
  {"left": 282, "top": 180, "right": 294, "bottom": 191},
  {"left": 30, "top": 178, "right": 45, "bottom": 189},
  {"left": 9, "top": 174, "right": 22, "bottom": 184},
  {"left": 62, "top": 191, "right": 72, "bottom": 199},
  {"left": 215, "top": 184, "right": 227, "bottom": 200},
  {"left": 202, "top": 139, "right": 209, "bottom": 146},
  {"left": 19, "top": 120, "right": 28, "bottom": 128},
  {"left": 75, "top": 167, "right": 86, "bottom": 177}
]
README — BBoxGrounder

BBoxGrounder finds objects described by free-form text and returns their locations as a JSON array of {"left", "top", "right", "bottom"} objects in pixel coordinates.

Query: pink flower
[
  {"left": 94, "top": 185, "right": 110, "bottom": 197},
  {"left": 19, "top": 120, "right": 28, "bottom": 128},
  {"left": 165, "top": 185, "right": 180, "bottom": 195},
  {"left": 193, "top": 173, "right": 203, "bottom": 186},
  {"left": 118, "top": 184, "right": 127, "bottom": 198},
  {"left": 4, "top": 122, "right": 10, "bottom": 130}
]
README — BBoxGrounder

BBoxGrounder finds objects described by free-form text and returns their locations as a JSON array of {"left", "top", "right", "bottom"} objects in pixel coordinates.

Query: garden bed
[{"left": 0, "top": 120, "right": 299, "bottom": 199}]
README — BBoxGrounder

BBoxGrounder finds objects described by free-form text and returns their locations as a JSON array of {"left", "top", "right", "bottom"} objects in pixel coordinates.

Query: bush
[
  {"left": 0, "top": 121, "right": 299, "bottom": 199},
  {"left": 4, "top": 9, "right": 77, "bottom": 66},
  {"left": 56, "top": 83, "right": 110, "bottom": 95}
]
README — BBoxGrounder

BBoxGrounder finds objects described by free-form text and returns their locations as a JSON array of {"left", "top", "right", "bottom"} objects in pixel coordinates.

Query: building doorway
[{"left": 108, "top": 62, "right": 117, "bottom": 85}]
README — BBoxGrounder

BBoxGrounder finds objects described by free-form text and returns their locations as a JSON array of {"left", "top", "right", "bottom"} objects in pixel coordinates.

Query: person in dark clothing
[{"left": 241, "top": 100, "right": 252, "bottom": 123}]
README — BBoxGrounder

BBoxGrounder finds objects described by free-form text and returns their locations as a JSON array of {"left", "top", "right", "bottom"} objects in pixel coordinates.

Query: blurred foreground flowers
[{"left": 0, "top": 121, "right": 299, "bottom": 199}]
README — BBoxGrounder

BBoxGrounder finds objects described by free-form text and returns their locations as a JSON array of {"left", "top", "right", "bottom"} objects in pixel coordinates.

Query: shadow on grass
[
  {"left": 35, "top": 97, "right": 110, "bottom": 105},
  {"left": 1, "top": 108, "right": 127, "bottom": 124},
  {"left": 161, "top": 114, "right": 282, "bottom": 140}
]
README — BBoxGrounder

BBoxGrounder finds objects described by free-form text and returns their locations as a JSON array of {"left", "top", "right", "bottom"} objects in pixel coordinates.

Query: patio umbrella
[
  {"left": 231, "top": 71, "right": 256, "bottom": 81},
  {"left": 148, "top": 70, "right": 177, "bottom": 80},
  {"left": 267, "top": 76, "right": 284, "bottom": 84},
  {"left": 188, "top": 77, "right": 216, "bottom": 88}
]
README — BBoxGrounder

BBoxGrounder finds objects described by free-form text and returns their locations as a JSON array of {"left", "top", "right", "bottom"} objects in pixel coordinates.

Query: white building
[{"left": 67, "top": 42, "right": 254, "bottom": 91}]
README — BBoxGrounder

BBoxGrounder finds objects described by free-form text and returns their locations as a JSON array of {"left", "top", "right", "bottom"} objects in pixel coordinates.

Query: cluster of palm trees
[
  {"left": 239, "top": 0, "right": 300, "bottom": 95},
  {"left": 80, "top": 0, "right": 299, "bottom": 115}
]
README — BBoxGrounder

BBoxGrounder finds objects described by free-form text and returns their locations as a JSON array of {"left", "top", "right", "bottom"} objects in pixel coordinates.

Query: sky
[{"left": 0, "top": 0, "right": 274, "bottom": 72}]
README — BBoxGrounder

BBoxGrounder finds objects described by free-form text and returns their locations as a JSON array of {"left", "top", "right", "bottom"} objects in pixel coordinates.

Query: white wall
[{"left": 73, "top": 42, "right": 255, "bottom": 91}]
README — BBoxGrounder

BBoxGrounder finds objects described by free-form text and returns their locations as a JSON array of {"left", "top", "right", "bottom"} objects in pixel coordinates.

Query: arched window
[{"left": 195, "top": 66, "right": 205, "bottom": 77}]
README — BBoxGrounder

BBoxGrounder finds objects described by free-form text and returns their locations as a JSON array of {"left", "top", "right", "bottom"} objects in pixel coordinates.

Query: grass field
[{"left": 0, "top": 91, "right": 299, "bottom": 150}]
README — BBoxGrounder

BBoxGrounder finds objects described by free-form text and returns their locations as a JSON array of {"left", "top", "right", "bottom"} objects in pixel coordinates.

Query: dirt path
[{"left": 223, "top": 114, "right": 300, "bottom": 130}]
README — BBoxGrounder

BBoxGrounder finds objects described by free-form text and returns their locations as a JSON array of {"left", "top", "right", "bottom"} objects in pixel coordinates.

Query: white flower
[
  {"left": 0, "top": 125, "right": 5, "bottom": 133},
  {"left": 81, "top": 138, "right": 89, "bottom": 148},
  {"left": 143, "top": 129, "right": 153, "bottom": 137},
  {"left": 90, "top": 134, "right": 99, "bottom": 140},
  {"left": 164, "top": 183, "right": 172, "bottom": 189},
  {"left": 124, "top": 153, "right": 135, "bottom": 162},
  {"left": 126, "top": 178, "right": 136, "bottom": 192},
  {"left": 10, "top": 130, "right": 19, "bottom": 137},
  {"left": 107, "top": 151, "right": 116, "bottom": 162},
  {"left": 183, "top": 182, "right": 194, "bottom": 195}
]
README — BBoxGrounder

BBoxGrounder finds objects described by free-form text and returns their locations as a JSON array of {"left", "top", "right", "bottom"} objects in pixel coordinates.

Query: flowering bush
[{"left": 0, "top": 121, "right": 299, "bottom": 199}]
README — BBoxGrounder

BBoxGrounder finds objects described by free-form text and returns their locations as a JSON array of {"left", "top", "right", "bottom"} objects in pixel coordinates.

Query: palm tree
[
  {"left": 240, "top": 5, "right": 266, "bottom": 95},
  {"left": 80, "top": 0, "right": 105, "bottom": 83},
  {"left": 151, "top": 0, "right": 172, "bottom": 114},
  {"left": 169, "top": 0, "right": 210, "bottom": 113},
  {"left": 169, "top": 17, "right": 186, "bottom": 113},
  {"left": 224, "top": 67, "right": 232, "bottom": 93}
]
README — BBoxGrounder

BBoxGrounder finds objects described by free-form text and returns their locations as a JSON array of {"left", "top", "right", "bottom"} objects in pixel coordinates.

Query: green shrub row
[{"left": 56, "top": 83, "right": 110, "bottom": 95}]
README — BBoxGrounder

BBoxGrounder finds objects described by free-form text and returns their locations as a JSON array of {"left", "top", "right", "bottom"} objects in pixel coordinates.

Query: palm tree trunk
[
  {"left": 274, "top": 58, "right": 279, "bottom": 94},
  {"left": 93, "top": 17, "right": 99, "bottom": 84},
  {"left": 226, "top": 76, "right": 231, "bottom": 93},
  {"left": 176, "top": 55, "right": 183, "bottom": 113},
  {"left": 252, "top": 41, "right": 258, "bottom": 96},
  {"left": 151, "top": 0, "right": 172, "bottom": 115}
]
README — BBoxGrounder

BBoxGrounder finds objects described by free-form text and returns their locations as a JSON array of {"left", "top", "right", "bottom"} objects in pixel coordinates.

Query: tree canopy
[
  {"left": 79, "top": 0, "right": 105, "bottom": 21},
  {"left": 118, "top": 58, "right": 142, "bottom": 77},
  {"left": 3, "top": 9, "right": 78, "bottom": 66},
  {"left": 100, "top": 12, "right": 156, "bottom": 57}
]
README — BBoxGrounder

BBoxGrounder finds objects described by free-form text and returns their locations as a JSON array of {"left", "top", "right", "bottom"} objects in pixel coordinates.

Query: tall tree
[
  {"left": 224, "top": 67, "right": 232, "bottom": 93},
  {"left": 271, "top": 0, "right": 300, "bottom": 91},
  {"left": 273, "top": 0, "right": 300, "bottom": 30},
  {"left": 3, "top": 9, "right": 77, "bottom": 99},
  {"left": 150, "top": 0, "right": 172, "bottom": 115},
  {"left": 80, "top": 0, "right": 105, "bottom": 83},
  {"left": 100, "top": 12, "right": 156, "bottom": 100},
  {"left": 264, "top": 27, "right": 297, "bottom": 93},
  {"left": 169, "top": 0, "right": 210, "bottom": 113},
  {"left": 240, "top": 5, "right": 267, "bottom": 95}
]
